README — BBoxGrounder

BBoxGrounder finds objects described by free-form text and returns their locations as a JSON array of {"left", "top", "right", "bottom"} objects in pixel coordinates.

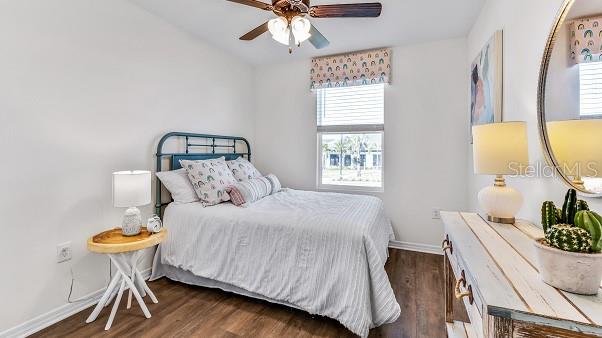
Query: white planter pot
[{"left": 534, "top": 239, "right": 602, "bottom": 295}]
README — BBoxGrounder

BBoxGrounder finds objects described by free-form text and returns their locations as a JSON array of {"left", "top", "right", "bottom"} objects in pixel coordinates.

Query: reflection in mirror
[{"left": 543, "top": 0, "right": 602, "bottom": 195}]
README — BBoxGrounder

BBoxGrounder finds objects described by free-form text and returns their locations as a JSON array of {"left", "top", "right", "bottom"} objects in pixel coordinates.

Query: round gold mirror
[{"left": 538, "top": 0, "right": 602, "bottom": 197}]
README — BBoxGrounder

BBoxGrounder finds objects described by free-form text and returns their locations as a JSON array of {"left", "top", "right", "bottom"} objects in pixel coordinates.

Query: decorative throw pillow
[
  {"left": 156, "top": 168, "right": 199, "bottom": 204},
  {"left": 180, "top": 157, "right": 237, "bottom": 206},
  {"left": 227, "top": 157, "right": 262, "bottom": 182},
  {"left": 227, "top": 174, "right": 282, "bottom": 207},
  {"left": 265, "top": 174, "right": 282, "bottom": 193}
]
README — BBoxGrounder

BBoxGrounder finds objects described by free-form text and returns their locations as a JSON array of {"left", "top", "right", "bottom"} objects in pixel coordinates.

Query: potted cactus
[{"left": 534, "top": 189, "right": 602, "bottom": 295}]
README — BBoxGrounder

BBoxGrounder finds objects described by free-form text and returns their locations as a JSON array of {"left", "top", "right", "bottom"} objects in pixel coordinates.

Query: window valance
[
  {"left": 569, "top": 16, "right": 602, "bottom": 64},
  {"left": 310, "top": 48, "right": 391, "bottom": 90}
]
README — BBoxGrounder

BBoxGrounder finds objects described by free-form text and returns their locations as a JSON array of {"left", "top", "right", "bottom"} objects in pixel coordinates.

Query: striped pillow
[{"left": 227, "top": 174, "right": 282, "bottom": 207}]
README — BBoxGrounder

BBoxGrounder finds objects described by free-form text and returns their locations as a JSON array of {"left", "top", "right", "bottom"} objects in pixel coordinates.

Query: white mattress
[{"left": 151, "top": 189, "right": 400, "bottom": 337}]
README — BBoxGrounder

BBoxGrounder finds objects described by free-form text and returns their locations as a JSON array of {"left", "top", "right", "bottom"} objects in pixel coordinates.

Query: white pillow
[
  {"left": 227, "top": 157, "right": 262, "bottom": 182},
  {"left": 180, "top": 157, "right": 238, "bottom": 206},
  {"left": 156, "top": 168, "right": 199, "bottom": 204}
]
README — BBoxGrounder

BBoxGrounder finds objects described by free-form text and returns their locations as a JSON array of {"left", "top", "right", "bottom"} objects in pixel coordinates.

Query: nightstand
[{"left": 85, "top": 227, "right": 167, "bottom": 330}]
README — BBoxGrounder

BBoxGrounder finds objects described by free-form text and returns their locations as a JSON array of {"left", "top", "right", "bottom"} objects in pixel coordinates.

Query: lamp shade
[
  {"left": 112, "top": 171, "right": 151, "bottom": 208},
  {"left": 547, "top": 120, "right": 602, "bottom": 178},
  {"left": 473, "top": 122, "right": 529, "bottom": 175}
]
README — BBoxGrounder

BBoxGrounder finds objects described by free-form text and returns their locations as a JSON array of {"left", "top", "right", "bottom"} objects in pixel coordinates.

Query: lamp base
[
  {"left": 487, "top": 215, "right": 516, "bottom": 224},
  {"left": 122, "top": 207, "right": 142, "bottom": 236},
  {"left": 478, "top": 176, "right": 523, "bottom": 225}
]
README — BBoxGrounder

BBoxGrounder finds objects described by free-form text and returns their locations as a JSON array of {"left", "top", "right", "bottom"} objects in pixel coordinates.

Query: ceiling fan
[{"left": 227, "top": 0, "right": 382, "bottom": 53}]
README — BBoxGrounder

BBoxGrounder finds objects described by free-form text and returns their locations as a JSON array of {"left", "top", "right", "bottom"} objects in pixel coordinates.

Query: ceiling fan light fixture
[
  {"left": 291, "top": 16, "right": 311, "bottom": 44},
  {"left": 232, "top": 0, "right": 383, "bottom": 51},
  {"left": 272, "top": 29, "right": 291, "bottom": 45},
  {"left": 268, "top": 17, "right": 290, "bottom": 45}
]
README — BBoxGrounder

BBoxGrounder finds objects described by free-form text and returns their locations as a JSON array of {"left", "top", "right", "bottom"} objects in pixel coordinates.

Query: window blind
[
  {"left": 317, "top": 84, "right": 384, "bottom": 131},
  {"left": 580, "top": 62, "right": 602, "bottom": 117}
]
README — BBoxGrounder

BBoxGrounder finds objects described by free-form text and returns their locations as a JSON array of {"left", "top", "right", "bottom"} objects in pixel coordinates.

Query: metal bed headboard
[{"left": 155, "top": 132, "right": 251, "bottom": 216}]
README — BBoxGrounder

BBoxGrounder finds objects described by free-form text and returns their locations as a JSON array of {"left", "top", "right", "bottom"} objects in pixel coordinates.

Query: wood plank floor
[{"left": 33, "top": 249, "right": 468, "bottom": 338}]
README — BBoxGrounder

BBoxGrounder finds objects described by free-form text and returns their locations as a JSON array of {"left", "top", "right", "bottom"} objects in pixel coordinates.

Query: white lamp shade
[
  {"left": 547, "top": 120, "right": 602, "bottom": 178},
  {"left": 112, "top": 171, "right": 151, "bottom": 208},
  {"left": 472, "top": 122, "right": 529, "bottom": 175}
]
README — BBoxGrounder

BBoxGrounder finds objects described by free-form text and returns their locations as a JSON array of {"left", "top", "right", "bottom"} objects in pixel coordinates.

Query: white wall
[
  {"left": 254, "top": 60, "right": 318, "bottom": 191},
  {"left": 254, "top": 38, "right": 470, "bottom": 246},
  {"left": 0, "top": 0, "right": 254, "bottom": 331},
  {"left": 467, "top": 0, "right": 602, "bottom": 223},
  {"left": 546, "top": 17, "right": 580, "bottom": 122}
]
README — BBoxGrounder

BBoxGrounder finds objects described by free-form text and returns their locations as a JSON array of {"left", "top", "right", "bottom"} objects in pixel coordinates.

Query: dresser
[{"left": 441, "top": 212, "right": 602, "bottom": 338}]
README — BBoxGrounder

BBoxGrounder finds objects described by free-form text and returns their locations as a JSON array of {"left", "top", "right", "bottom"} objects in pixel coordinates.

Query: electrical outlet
[
  {"left": 56, "top": 242, "right": 72, "bottom": 263},
  {"left": 432, "top": 208, "right": 441, "bottom": 219}
]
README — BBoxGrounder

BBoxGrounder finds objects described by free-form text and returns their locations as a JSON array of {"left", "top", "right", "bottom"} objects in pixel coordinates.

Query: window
[
  {"left": 317, "top": 84, "right": 384, "bottom": 191},
  {"left": 579, "top": 62, "right": 602, "bottom": 118}
]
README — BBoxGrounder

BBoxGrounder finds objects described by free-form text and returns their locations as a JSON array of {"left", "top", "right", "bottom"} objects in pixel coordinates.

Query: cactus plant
[
  {"left": 561, "top": 189, "right": 578, "bottom": 225},
  {"left": 576, "top": 200, "right": 590, "bottom": 213},
  {"left": 575, "top": 211, "right": 602, "bottom": 252},
  {"left": 536, "top": 193, "right": 602, "bottom": 295},
  {"left": 541, "top": 201, "right": 558, "bottom": 233},
  {"left": 546, "top": 224, "right": 592, "bottom": 253},
  {"left": 556, "top": 207, "right": 563, "bottom": 224}
]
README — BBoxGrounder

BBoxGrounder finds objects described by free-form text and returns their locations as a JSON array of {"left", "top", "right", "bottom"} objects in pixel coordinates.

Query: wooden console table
[{"left": 441, "top": 212, "right": 602, "bottom": 337}]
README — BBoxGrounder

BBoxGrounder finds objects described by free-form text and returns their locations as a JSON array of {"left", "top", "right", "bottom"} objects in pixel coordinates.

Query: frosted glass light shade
[
  {"left": 473, "top": 122, "right": 529, "bottom": 175},
  {"left": 112, "top": 171, "right": 151, "bottom": 207},
  {"left": 291, "top": 16, "right": 311, "bottom": 44},
  {"left": 272, "top": 30, "right": 290, "bottom": 45},
  {"left": 547, "top": 120, "right": 602, "bottom": 178},
  {"left": 268, "top": 17, "right": 290, "bottom": 45}
]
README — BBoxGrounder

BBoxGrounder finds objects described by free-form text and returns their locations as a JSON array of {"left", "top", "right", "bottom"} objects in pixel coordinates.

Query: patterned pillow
[
  {"left": 227, "top": 157, "right": 262, "bottom": 182},
  {"left": 180, "top": 157, "right": 237, "bottom": 206},
  {"left": 227, "top": 174, "right": 282, "bottom": 207}
]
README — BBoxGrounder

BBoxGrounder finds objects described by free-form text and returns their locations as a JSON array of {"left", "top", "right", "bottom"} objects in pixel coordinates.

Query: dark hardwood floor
[{"left": 33, "top": 249, "right": 467, "bottom": 338}]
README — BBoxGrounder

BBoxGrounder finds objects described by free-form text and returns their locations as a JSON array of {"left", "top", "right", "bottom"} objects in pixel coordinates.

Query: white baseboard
[
  {"left": 0, "top": 269, "right": 151, "bottom": 338},
  {"left": 389, "top": 240, "right": 442, "bottom": 255}
]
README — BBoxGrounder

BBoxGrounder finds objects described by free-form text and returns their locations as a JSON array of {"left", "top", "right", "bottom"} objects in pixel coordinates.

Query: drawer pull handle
[
  {"left": 441, "top": 235, "right": 450, "bottom": 248},
  {"left": 442, "top": 236, "right": 453, "bottom": 254},
  {"left": 454, "top": 276, "right": 474, "bottom": 304},
  {"left": 442, "top": 244, "right": 452, "bottom": 254}
]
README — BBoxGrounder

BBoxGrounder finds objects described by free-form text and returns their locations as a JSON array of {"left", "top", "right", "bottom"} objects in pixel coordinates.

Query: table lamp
[
  {"left": 547, "top": 120, "right": 602, "bottom": 188},
  {"left": 112, "top": 170, "right": 151, "bottom": 236},
  {"left": 473, "top": 122, "right": 529, "bottom": 224}
]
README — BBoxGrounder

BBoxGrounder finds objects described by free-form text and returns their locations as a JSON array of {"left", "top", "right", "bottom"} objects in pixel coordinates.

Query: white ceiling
[{"left": 131, "top": 0, "right": 485, "bottom": 65}]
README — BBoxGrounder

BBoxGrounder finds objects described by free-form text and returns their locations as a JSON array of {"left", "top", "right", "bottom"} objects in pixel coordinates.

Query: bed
[{"left": 150, "top": 132, "right": 400, "bottom": 337}]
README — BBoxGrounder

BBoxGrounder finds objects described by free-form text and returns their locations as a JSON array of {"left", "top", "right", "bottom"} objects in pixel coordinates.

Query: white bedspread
[{"left": 155, "top": 189, "right": 400, "bottom": 337}]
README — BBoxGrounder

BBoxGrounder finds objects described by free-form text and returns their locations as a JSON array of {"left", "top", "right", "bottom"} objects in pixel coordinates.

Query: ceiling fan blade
[
  {"left": 226, "top": 0, "right": 273, "bottom": 11},
  {"left": 239, "top": 21, "right": 270, "bottom": 40},
  {"left": 308, "top": 25, "right": 330, "bottom": 49},
  {"left": 309, "top": 3, "right": 382, "bottom": 18}
]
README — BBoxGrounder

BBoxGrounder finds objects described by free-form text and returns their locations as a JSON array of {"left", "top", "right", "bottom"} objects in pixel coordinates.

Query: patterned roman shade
[
  {"left": 310, "top": 48, "right": 391, "bottom": 89},
  {"left": 569, "top": 16, "right": 602, "bottom": 64}
]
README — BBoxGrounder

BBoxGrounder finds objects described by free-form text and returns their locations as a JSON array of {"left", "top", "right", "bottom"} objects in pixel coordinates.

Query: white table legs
[{"left": 85, "top": 251, "right": 158, "bottom": 330}]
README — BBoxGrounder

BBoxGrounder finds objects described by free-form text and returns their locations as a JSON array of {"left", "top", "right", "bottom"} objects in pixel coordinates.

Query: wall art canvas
[{"left": 471, "top": 30, "right": 503, "bottom": 137}]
